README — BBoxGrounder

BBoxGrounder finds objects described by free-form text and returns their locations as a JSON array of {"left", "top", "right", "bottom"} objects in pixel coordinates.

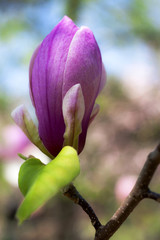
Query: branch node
[
  {"left": 144, "top": 189, "right": 160, "bottom": 202},
  {"left": 95, "top": 142, "right": 160, "bottom": 240}
]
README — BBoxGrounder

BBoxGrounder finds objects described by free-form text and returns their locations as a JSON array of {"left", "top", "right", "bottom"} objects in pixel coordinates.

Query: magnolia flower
[{"left": 12, "top": 16, "right": 106, "bottom": 158}]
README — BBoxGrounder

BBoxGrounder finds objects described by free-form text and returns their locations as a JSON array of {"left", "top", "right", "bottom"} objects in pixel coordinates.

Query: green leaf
[
  {"left": 16, "top": 146, "right": 80, "bottom": 224},
  {"left": 18, "top": 157, "right": 45, "bottom": 196}
]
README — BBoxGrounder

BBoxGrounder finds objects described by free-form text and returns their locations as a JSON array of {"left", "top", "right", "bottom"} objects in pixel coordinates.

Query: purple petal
[
  {"left": 62, "top": 84, "right": 85, "bottom": 150},
  {"left": 30, "top": 16, "right": 79, "bottom": 156},
  {"left": 29, "top": 44, "right": 41, "bottom": 106},
  {"left": 62, "top": 26, "right": 102, "bottom": 153}
]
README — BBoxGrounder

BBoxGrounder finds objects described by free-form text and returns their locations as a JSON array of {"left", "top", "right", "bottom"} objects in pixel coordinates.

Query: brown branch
[
  {"left": 144, "top": 189, "right": 160, "bottom": 202},
  {"left": 64, "top": 183, "right": 102, "bottom": 230},
  {"left": 95, "top": 143, "right": 160, "bottom": 240},
  {"left": 63, "top": 144, "right": 160, "bottom": 239}
]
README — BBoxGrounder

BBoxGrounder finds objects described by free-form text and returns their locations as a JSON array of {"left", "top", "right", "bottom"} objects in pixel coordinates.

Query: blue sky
[{"left": 0, "top": 0, "right": 159, "bottom": 97}]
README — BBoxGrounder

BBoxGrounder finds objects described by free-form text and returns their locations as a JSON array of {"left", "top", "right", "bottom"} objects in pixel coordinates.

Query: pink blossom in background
[
  {"left": 0, "top": 125, "right": 31, "bottom": 161},
  {"left": 114, "top": 175, "right": 137, "bottom": 203},
  {"left": 0, "top": 125, "right": 50, "bottom": 186}
]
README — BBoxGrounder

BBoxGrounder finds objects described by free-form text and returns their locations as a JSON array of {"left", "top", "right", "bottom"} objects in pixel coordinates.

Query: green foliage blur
[{"left": 0, "top": 0, "right": 160, "bottom": 239}]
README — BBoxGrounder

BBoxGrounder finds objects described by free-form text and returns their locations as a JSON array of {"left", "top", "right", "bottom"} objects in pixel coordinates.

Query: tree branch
[
  {"left": 95, "top": 143, "right": 160, "bottom": 240},
  {"left": 144, "top": 189, "right": 160, "bottom": 202},
  {"left": 63, "top": 144, "right": 160, "bottom": 239},
  {"left": 64, "top": 183, "right": 102, "bottom": 231}
]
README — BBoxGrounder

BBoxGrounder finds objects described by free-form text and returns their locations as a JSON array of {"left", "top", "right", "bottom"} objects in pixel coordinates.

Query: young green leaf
[{"left": 16, "top": 146, "right": 80, "bottom": 224}]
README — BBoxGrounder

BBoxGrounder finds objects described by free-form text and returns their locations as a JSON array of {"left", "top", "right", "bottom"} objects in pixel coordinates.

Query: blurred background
[{"left": 0, "top": 0, "right": 160, "bottom": 239}]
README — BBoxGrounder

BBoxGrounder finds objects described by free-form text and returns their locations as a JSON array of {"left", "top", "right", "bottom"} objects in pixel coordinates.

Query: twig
[
  {"left": 95, "top": 143, "right": 160, "bottom": 240},
  {"left": 144, "top": 189, "right": 160, "bottom": 202},
  {"left": 64, "top": 183, "right": 102, "bottom": 230}
]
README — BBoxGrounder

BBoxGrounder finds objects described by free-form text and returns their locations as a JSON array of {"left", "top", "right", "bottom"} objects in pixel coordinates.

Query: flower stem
[{"left": 64, "top": 184, "right": 102, "bottom": 230}]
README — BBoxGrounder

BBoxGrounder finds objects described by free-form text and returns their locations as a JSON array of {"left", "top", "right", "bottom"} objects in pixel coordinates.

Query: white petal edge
[
  {"left": 11, "top": 105, "right": 53, "bottom": 159},
  {"left": 62, "top": 84, "right": 85, "bottom": 150}
]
